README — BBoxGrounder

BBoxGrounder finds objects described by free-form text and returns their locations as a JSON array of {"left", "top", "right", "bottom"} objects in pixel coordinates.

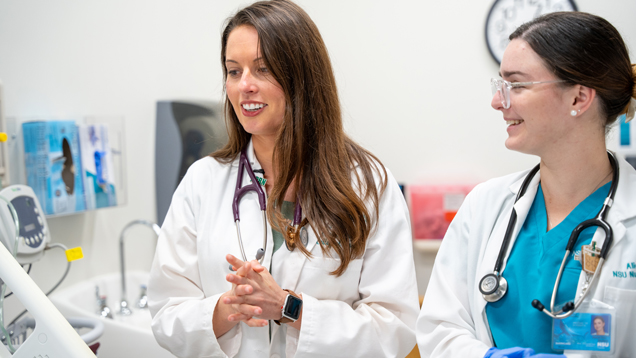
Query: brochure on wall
[
  {"left": 21, "top": 119, "right": 121, "bottom": 216},
  {"left": 78, "top": 124, "right": 117, "bottom": 210},
  {"left": 23, "top": 120, "right": 86, "bottom": 215}
]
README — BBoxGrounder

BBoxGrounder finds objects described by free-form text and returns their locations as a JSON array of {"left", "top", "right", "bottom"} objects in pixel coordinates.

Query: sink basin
[{"left": 49, "top": 271, "right": 174, "bottom": 358}]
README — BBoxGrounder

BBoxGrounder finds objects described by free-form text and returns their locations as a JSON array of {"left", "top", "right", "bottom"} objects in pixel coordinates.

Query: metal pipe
[{"left": 119, "top": 220, "right": 161, "bottom": 315}]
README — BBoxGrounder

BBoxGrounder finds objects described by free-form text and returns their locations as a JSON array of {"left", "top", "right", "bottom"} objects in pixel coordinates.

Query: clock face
[{"left": 485, "top": 0, "right": 577, "bottom": 64}]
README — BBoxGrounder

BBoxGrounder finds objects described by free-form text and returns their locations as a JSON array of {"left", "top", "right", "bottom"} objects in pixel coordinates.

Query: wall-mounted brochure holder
[{"left": 6, "top": 116, "right": 127, "bottom": 217}]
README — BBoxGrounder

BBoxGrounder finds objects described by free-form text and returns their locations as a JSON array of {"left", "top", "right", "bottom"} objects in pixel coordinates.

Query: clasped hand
[{"left": 222, "top": 254, "right": 287, "bottom": 327}]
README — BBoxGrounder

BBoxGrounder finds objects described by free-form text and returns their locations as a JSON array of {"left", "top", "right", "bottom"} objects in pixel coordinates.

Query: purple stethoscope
[{"left": 232, "top": 145, "right": 308, "bottom": 266}]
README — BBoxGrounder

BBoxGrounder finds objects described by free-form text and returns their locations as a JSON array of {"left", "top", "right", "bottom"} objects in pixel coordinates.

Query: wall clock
[{"left": 485, "top": 0, "right": 578, "bottom": 64}]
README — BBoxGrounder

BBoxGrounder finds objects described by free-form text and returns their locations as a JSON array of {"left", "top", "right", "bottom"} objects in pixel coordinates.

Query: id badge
[{"left": 552, "top": 300, "right": 615, "bottom": 353}]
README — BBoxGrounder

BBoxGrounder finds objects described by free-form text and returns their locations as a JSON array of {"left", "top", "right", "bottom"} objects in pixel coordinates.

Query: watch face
[
  {"left": 485, "top": 0, "right": 577, "bottom": 63},
  {"left": 284, "top": 294, "right": 303, "bottom": 320}
]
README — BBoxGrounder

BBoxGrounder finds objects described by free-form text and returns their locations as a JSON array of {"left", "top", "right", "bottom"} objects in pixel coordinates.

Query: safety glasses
[{"left": 490, "top": 78, "right": 565, "bottom": 109}]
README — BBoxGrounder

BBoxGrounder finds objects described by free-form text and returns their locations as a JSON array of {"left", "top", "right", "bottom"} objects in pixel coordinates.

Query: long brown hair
[{"left": 212, "top": 0, "right": 387, "bottom": 276}]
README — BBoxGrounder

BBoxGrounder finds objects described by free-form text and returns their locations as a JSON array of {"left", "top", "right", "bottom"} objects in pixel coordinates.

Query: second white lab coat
[
  {"left": 149, "top": 141, "right": 419, "bottom": 358},
  {"left": 417, "top": 155, "right": 636, "bottom": 358}
]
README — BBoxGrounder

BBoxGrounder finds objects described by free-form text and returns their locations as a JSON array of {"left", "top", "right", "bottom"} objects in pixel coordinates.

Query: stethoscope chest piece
[
  {"left": 299, "top": 226, "right": 309, "bottom": 247},
  {"left": 480, "top": 273, "right": 508, "bottom": 303},
  {"left": 285, "top": 223, "right": 309, "bottom": 251}
]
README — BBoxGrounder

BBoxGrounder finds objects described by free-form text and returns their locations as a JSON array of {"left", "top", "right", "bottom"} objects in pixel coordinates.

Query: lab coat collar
[
  {"left": 606, "top": 154, "right": 636, "bottom": 221},
  {"left": 500, "top": 167, "right": 541, "bottom": 272},
  {"left": 505, "top": 155, "right": 636, "bottom": 250},
  {"left": 476, "top": 168, "right": 540, "bottom": 339},
  {"left": 231, "top": 138, "right": 318, "bottom": 291},
  {"left": 230, "top": 139, "right": 260, "bottom": 169},
  {"left": 591, "top": 154, "right": 636, "bottom": 250}
]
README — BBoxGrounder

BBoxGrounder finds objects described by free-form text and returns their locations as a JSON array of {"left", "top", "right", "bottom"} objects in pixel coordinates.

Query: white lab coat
[
  {"left": 417, "top": 155, "right": 636, "bottom": 358},
  {"left": 148, "top": 141, "right": 419, "bottom": 358}
]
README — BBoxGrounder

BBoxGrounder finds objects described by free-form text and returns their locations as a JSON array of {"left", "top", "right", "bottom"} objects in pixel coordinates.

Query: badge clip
[{"left": 581, "top": 242, "right": 601, "bottom": 274}]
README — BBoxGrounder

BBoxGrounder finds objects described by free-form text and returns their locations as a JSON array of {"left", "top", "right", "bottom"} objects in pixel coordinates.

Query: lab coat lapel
[
  {"left": 233, "top": 140, "right": 275, "bottom": 269},
  {"left": 475, "top": 169, "right": 540, "bottom": 331},
  {"left": 501, "top": 171, "right": 540, "bottom": 272},
  {"left": 591, "top": 155, "right": 636, "bottom": 251},
  {"left": 241, "top": 139, "right": 319, "bottom": 290},
  {"left": 274, "top": 226, "right": 318, "bottom": 291}
]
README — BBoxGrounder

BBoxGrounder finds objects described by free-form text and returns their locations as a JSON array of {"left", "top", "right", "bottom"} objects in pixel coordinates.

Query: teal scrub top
[{"left": 486, "top": 182, "right": 611, "bottom": 353}]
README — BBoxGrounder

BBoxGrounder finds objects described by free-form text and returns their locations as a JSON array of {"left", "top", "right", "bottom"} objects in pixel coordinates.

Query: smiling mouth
[
  {"left": 506, "top": 119, "right": 523, "bottom": 126},
  {"left": 242, "top": 103, "right": 266, "bottom": 112}
]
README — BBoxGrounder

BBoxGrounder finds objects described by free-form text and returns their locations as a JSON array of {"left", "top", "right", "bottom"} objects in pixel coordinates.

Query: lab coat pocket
[
  {"left": 298, "top": 257, "right": 363, "bottom": 304},
  {"left": 603, "top": 286, "right": 636, "bottom": 357}
]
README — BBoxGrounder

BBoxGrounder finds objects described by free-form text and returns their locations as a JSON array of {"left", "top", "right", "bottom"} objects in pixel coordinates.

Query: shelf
[{"left": 413, "top": 239, "right": 442, "bottom": 253}]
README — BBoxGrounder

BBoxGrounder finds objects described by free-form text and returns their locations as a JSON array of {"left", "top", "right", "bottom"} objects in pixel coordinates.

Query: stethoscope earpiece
[{"left": 531, "top": 299, "right": 544, "bottom": 311}]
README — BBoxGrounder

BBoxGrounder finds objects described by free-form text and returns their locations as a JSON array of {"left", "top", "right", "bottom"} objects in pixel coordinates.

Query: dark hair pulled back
[{"left": 510, "top": 12, "right": 634, "bottom": 126}]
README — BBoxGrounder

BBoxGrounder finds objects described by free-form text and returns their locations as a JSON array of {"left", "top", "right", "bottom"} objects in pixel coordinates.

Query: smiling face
[
  {"left": 224, "top": 25, "right": 286, "bottom": 142},
  {"left": 491, "top": 39, "right": 573, "bottom": 157},
  {"left": 594, "top": 317, "right": 605, "bottom": 334}
]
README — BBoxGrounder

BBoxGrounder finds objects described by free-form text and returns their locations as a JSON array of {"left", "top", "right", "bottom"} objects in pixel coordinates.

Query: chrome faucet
[
  {"left": 119, "top": 219, "right": 161, "bottom": 316},
  {"left": 95, "top": 286, "right": 113, "bottom": 319}
]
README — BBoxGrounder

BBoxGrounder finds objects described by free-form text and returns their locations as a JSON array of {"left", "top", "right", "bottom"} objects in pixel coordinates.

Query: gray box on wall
[{"left": 155, "top": 100, "right": 227, "bottom": 226}]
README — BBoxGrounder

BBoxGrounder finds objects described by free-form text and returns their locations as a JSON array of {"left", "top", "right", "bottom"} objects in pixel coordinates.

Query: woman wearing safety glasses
[
  {"left": 417, "top": 12, "right": 636, "bottom": 358},
  {"left": 147, "top": 1, "right": 419, "bottom": 357}
]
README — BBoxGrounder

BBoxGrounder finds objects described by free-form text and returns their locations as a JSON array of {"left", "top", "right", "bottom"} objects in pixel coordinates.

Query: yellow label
[
  {"left": 65, "top": 247, "right": 84, "bottom": 262},
  {"left": 0, "top": 133, "right": 7, "bottom": 142}
]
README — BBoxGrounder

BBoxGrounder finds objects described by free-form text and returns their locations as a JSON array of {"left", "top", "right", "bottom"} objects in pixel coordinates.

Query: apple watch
[{"left": 275, "top": 289, "right": 302, "bottom": 325}]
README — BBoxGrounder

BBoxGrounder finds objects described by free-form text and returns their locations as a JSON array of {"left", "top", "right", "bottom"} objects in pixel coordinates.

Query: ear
[{"left": 570, "top": 84, "right": 596, "bottom": 115}]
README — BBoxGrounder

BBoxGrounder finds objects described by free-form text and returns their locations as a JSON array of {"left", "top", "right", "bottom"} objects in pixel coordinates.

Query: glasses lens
[
  {"left": 491, "top": 79, "right": 512, "bottom": 109},
  {"left": 491, "top": 78, "right": 508, "bottom": 108},
  {"left": 501, "top": 81, "right": 510, "bottom": 109},
  {"left": 490, "top": 78, "right": 499, "bottom": 97}
]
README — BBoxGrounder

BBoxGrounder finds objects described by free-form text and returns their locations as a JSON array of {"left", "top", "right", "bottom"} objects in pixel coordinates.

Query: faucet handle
[
  {"left": 137, "top": 284, "right": 148, "bottom": 309},
  {"left": 95, "top": 289, "right": 114, "bottom": 319}
]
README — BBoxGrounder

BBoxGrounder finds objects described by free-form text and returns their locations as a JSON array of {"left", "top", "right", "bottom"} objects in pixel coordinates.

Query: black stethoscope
[
  {"left": 479, "top": 151, "right": 619, "bottom": 319},
  {"left": 231, "top": 145, "right": 308, "bottom": 267}
]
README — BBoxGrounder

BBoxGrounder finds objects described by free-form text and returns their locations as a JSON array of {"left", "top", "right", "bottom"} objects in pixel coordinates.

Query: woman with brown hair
[
  {"left": 417, "top": 11, "right": 636, "bottom": 358},
  {"left": 148, "top": 1, "right": 419, "bottom": 357}
]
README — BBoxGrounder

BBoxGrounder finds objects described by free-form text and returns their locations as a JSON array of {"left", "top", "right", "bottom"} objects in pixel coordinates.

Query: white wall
[{"left": 0, "top": 0, "right": 634, "bottom": 319}]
